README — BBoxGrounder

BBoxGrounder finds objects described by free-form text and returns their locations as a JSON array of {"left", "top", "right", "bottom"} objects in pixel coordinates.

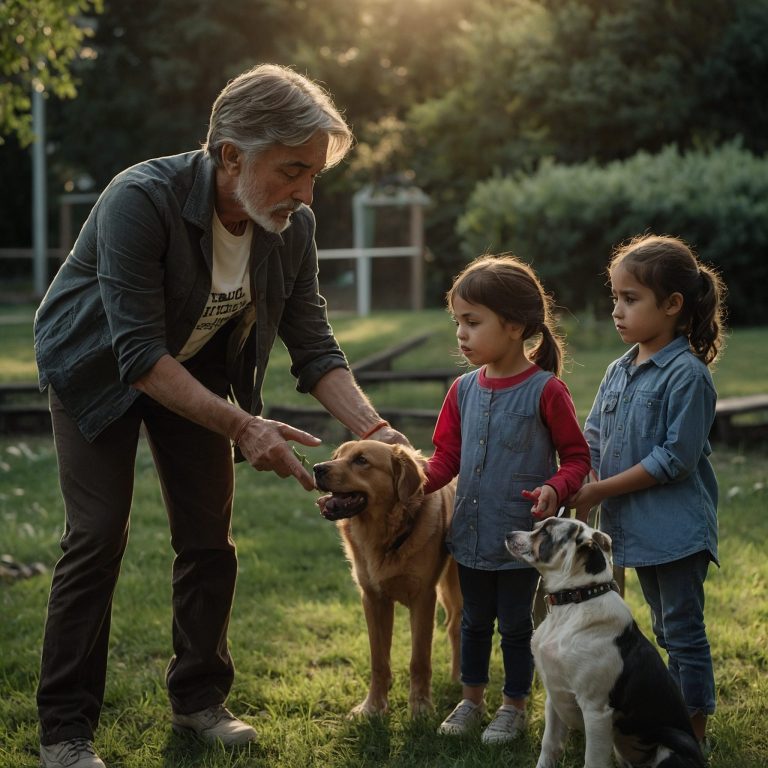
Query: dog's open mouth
[{"left": 317, "top": 491, "right": 368, "bottom": 520}]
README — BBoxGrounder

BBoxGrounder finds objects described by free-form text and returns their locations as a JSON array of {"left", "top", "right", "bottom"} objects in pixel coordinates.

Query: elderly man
[{"left": 34, "top": 64, "right": 405, "bottom": 768}]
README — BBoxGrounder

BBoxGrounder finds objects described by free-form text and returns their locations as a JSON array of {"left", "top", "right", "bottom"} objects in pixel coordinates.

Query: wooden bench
[
  {"left": 351, "top": 331, "right": 433, "bottom": 372},
  {"left": 0, "top": 382, "right": 50, "bottom": 434},
  {"left": 268, "top": 403, "right": 438, "bottom": 436},
  {"left": 267, "top": 333, "right": 448, "bottom": 437},
  {"left": 352, "top": 367, "right": 458, "bottom": 393},
  {"left": 711, "top": 394, "right": 768, "bottom": 444}
]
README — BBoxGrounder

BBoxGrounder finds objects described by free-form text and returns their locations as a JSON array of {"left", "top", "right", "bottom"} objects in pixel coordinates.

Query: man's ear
[
  {"left": 220, "top": 143, "right": 242, "bottom": 176},
  {"left": 664, "top": 291, "right": 684, "bottom": 317}
]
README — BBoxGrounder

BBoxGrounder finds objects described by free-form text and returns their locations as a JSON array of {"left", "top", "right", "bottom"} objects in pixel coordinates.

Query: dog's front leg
[
  {"left": 580, "top": 705, "right": 614, "bottom": 768},
  {"left": 536, "top": 693, "right": 569, "bottom": 768},
  {"left": 349, "top": 592, "right": 395, "bottom": 717},
  {"left": 407, "top": 592, "right": 438, "bottom": 716}
]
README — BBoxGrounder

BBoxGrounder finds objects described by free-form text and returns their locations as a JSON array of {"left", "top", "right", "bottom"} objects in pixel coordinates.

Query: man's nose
[{"left": 293, "top": 176, "right": 314, "bottom": 206}]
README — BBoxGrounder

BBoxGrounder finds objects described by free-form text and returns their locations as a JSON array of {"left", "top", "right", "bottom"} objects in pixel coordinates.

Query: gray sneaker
[
  {"left": 40, "top": 738, "right": 105, "bottom": 768},
  {"left": 481, "top": 704, "right": 527, "bottom": 744},
  {"left": 437, "top": 698, "right": 487, "bottom": 735},
  {"left": 171, "top": 704, "right": 257, "bottom": 746}
]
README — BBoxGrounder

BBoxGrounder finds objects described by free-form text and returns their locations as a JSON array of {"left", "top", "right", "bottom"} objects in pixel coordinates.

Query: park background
[{"left": 1, "top": 1, "right": 767, "bottom": 767}]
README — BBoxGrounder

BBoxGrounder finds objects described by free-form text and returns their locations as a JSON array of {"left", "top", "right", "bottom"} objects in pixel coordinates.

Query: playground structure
[{"left": 2, "top": 183, "right": 431, "bottom": 317}]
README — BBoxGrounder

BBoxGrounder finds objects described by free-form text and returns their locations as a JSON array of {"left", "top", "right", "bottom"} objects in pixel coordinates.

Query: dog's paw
[
  {"left": 409, "top": 697, "right": 435, "bottom": 718},
  {"left": 347, "top": 699, "right": 388, "bottom": 719}
]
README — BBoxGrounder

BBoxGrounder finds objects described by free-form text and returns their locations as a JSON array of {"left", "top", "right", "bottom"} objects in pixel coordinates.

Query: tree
[
  {"left": 0, "top": 0, "right": 103, "bottom": 146},
  {"left": 457, "top": 143, "right": 768, "bottom": 323},
  {"left": 400, "top": 0, "right": 768, "bottom": 294}
]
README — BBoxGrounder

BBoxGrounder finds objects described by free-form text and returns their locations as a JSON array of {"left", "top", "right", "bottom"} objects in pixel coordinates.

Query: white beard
[{"left": 234, "top": 168, "right": 301, "bottom": 234}]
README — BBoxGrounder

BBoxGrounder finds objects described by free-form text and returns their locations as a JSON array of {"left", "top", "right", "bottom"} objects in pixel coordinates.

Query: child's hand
[
  {"left": 569, "top": 471, "right": 602, "bottom": 522},
  {"left": 522, "top": 485, "right": 558, "bottom": 519}
]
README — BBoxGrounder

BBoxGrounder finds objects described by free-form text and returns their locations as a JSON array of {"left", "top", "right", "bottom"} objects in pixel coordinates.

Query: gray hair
[{"left": 203, "top": 64, "right": 354, "bottom": 169}]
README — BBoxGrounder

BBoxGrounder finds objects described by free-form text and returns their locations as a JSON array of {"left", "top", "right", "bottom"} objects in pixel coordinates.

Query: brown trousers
[{"left": 38, "top": 335, "right": 238, "bottom": 745}]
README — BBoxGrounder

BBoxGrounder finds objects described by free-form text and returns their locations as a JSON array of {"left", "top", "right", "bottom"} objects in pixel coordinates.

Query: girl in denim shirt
[
  {"left": 571, "top": 235, "right": 727, "bottom": 749},
  {"left": 425, "top": 255, "right": 591, "bottom": 743}
]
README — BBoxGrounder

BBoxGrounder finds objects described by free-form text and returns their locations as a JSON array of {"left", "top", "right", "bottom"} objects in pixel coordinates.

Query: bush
[{"left": 457, "top": 143, "right": 768, "bottom": 324}]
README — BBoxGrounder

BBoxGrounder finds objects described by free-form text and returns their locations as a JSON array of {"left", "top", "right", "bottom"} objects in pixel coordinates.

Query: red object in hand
[{"left": 522, "top": 488, "right": 546, "bottom": 518}]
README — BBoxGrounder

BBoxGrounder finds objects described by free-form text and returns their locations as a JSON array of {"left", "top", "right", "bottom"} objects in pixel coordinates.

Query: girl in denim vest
[
  {"left": 425, "top": 254, "right": 591, "bottom": 743},
  {"left": 571, "top": 235, "right": 727, "bottom": 750}
]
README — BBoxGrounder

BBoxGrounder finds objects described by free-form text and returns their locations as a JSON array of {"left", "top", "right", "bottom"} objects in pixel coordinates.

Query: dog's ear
[
  {"left": 579, "top": 538, "right": 610, "bottom": 576},
  {"left": 593, "top": 530, "right": 612, "bottom": 554},
  {"left": 390, "top": 444, "right": 425, "bottom": 505}
]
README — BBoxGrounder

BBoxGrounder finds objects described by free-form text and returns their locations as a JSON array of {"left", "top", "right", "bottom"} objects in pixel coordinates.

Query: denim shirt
[
  {"left": 34, "top": 150, "right": 348, "bottom": 441},
  {"left": 584, "top": 336, "right": 719, "bottom": 568},
  {"left": 449, "top": 368, "right": 557, "bottom": 570}
]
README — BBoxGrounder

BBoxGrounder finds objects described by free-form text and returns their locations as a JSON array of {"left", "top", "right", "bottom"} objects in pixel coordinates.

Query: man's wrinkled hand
[{"left": 237, "top": 416, "right": 321, "bottom": 491}]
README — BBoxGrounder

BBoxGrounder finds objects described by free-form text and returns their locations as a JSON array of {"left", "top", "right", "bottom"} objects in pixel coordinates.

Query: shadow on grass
[
  {"left": 332, "top": 712, "right": 551, "bottom": 768},
  {"left": 161, "top": 730, "right": 270, "bottom": 767}
]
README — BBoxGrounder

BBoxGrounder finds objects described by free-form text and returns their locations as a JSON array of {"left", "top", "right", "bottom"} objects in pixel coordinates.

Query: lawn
[{"left": 1, "top": 307, "right": 766, "bottom": 767}]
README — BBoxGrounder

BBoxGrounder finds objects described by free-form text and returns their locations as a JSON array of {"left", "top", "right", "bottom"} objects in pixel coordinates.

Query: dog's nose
[{"left": 313, "top": 463, "right": 328, "bottom": 480}]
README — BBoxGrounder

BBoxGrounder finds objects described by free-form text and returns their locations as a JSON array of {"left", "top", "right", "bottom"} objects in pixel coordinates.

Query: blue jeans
[
  {"left": 458, "top": 564, "right": 539, "bottom": 699},
  {"left": 635, "top": 551, "right": 716, "bottom": 716}
]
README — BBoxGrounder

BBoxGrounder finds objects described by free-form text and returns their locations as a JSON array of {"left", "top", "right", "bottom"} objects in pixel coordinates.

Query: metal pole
[
  {"left": 352, "top": 191, "right": 370, "bottom": 316},
  {"left": 32, "top": 85, "right": 48, "bottom": 298},
  {"left": 409, "top": 202, "right": 424, "bottom": 311}
]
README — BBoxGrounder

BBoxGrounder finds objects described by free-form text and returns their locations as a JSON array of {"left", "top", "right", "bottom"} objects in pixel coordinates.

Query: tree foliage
[
  {"left": 2, "top": 0, "right": 767, "bottom": 315},
  {"left": 0, "top": 0, "right": 103, "bottom": 146},
  {"left": 389, "top": 0, "right": 768, "bottom": 299},
  {"left": 458, "top": 143, "right": 768, "bottom": 324}
]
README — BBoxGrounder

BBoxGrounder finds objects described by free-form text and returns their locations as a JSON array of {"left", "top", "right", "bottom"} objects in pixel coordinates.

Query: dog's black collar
[
  {"left": 387, "top": 525, "right": 414, "bottom": 553},
  {"left": 546, "top": 580, "right": 619, "bottom": 606}
]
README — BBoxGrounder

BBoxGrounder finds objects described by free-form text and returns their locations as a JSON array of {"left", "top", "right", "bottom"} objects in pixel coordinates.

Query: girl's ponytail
[
  {"left": 530, "top": 322, "right": 564, "bottom": 377},
  {"left": 689, "top": 266, "right": 727, "bottom": 366}
]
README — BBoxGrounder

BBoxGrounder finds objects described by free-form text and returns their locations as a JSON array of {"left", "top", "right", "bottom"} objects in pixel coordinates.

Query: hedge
[{"left": 457, "top": 143, "right": 768, "bottom": 324}]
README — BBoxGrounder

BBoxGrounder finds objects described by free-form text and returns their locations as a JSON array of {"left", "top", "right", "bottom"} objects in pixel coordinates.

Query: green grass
[{"left": 1, "top": 308, "right": 767, "bottom": 767}]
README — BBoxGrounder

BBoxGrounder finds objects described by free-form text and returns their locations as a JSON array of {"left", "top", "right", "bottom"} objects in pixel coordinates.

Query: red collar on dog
[{"left": 546, "top": 581, "right": 619, "bottom": 606}]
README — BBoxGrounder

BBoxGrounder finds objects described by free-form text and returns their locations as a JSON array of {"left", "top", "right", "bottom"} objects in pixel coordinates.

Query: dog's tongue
[{"left": 316, "top": 492, "right": 366, "bottom": 520}]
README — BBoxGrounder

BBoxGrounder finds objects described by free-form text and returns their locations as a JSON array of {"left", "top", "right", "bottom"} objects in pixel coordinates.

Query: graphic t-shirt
[{"left": 176, "top": 211, "right": 253, "bottom": 362}]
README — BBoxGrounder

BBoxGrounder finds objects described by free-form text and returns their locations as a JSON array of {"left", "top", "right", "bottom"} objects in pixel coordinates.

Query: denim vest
[{"left": 448, "top": 368, "right": 556, "bottom": 570}]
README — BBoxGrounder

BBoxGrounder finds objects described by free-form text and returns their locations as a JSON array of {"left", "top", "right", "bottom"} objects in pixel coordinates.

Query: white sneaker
[
  {"left": 171, "top": 704, "right": 257, "bottom": 746},
  {"left": 481, "top": 704, "right": 527, "bottom": 744},
  {"left": 437, "top": 698, "right": 487, "bottom": 735},
  {"left": 40, "top": 738, "right": 106, "bottom": 767}
]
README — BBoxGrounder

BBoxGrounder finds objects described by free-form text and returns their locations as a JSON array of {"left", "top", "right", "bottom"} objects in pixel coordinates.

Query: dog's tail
[{"left": 651, "top": 726, "right": 707, "bottom": 768}]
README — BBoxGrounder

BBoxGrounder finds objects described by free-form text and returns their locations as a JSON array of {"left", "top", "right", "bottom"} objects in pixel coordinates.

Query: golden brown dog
[{"left": 313, "top": 440, "right": 461, "bottom": 716}]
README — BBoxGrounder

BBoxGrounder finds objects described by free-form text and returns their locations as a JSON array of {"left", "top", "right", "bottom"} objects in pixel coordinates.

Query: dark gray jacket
[{"left": 34, "top": 150, "right": 348, "bottom": 441}]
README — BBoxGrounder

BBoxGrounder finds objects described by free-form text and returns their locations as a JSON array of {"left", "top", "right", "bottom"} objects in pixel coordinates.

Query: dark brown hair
[
  {"left": 610, "top": 234, "right": 727, "bottom": 366},
  {"left": 447, "top": 254, "right": 565, "bottom": 376}
]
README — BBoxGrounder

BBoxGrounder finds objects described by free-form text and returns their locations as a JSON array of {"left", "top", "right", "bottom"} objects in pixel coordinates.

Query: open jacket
[{"left": 34, "top": 150, "right": 348, "bottom": 441}]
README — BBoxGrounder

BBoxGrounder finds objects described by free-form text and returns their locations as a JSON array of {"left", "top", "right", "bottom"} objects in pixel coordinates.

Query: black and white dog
[{"left": 506, "top": 517, "right": 706, "bottom": 768}]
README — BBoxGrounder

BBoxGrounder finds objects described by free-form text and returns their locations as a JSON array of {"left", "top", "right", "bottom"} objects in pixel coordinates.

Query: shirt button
[
  {"left": 472, "top": 498, "right": 477, "bottom": 504},
  {"left": 475, "top": 467, "right": 481, "bottom": 474},
  {"left": 479, "top": 439, "right": 485, "bottom": 445}
]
